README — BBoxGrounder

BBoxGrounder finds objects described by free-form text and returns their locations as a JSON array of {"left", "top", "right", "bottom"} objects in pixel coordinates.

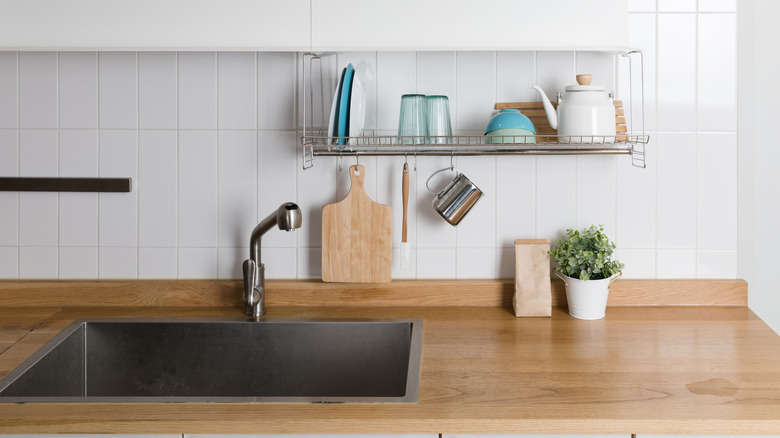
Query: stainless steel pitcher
[{"left": 426, "top": 166, "right": 483, "bottom": 226}]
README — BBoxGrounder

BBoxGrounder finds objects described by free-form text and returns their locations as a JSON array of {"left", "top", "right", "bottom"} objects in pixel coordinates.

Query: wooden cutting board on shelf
[
  {"left": 322, "top": 164, "right": 392, "bottom": 283},
  {"left": 495, "top": 100, "right": 628, "bottom": 141}
]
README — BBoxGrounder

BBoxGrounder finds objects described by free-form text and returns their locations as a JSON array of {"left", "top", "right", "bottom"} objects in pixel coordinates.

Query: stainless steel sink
[{"left": 0, "top": 318, "right": 422, "bottom": 403}]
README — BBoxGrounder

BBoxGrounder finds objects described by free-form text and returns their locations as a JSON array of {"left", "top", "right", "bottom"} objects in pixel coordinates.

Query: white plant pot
[{"left": 555, "top": 271, "right": 622, "bottom": 320}]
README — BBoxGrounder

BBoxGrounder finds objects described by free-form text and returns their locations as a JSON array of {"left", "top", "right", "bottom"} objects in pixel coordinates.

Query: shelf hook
[
  {"left": 450, "top": 152, "right": 455, "bottom": 170},
  {"left": 338, "top": 154, "right": 344, "bottom": 172}
]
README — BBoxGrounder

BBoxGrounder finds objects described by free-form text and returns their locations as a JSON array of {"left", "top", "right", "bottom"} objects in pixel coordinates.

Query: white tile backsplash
[
  {"left": 657, "top": 249, "right": 697, "bottom": 278},
  {"left": 417, "top": 248, "right": 456, "bottom": 279},
  {"left": 456, "top": 51, "right": 495, "bottom": 132},
  {"left": 628, "top": 0, "right": 656, "bottom": 12},
  {"left": 535, "top": 51, "right": 575, "bottom": 103},
  {"left": 178, "top": 52, "right": 217, "bottom": 130},
  {"left": 456, "top": 248, "right": 496, "bottom": 279},
  {"left": 59, "top": 130, "right": 99, "bottom": 247},
  {"left": 697, "top": 133, "right": 737, "bottom": 250},
  {"left": 698, "top": 13, "right": 737, "bottom": 132},
  {"left": 178, "top": 131, "right": 218, "bottom": 247},
  {"left": 19, "top": 246, "right": 57, "bottom": 279},
  {"left": 178, "top": 247, "right": 217, "bottom": 279},
  {"left": 98, "top": 130, "right": 138, "bottom": 247},
  {"left": 495, "top": 156, "right": 535, "bottom": 248},
  {"left": 19, "top": 192, "right": 57, "bottom": 246},
  {"left": 98, "top": 247, "right": 137, "bottom": 279},
  {"left": 217, "top": 247, "right": 247, "bottom": 280},
  {"left": 138, "top": 247, "right": 178, "bottom": 279},
  {"left": 699, "top": 0, "right": 736, "bottom": 12},
  {"left": 58, "top": 51, "right": 98, "bottom": 129},
  {"left": 98, "top": 52, "right": 137, "bottom": 129},
  {"left": 218, "top": 130, "right": 257, "bottom": 247},
  {"left": 697, "top": 250, "right": 737, "bottom": 278},
  {"left": 59, "top": 247, "right": 98, "bottom": 279},
  {"left": 659, "top": 0, "right": 696, "bottom": 12},
  {"left": 139, "top": 52, "right": 177, "bottom": 129},
  {"left": 257, "top": 52, "right": 296, "bottom": 130},
  {"left": 575, "top": 155, "right": 617, "bottom": 238},
  {"left": 536, "top": 156, "right": 576, "bottom": 242},
  {"left": 657, "top": 13, "right": 696, "bottom": 132},
  {"left": 59, "top": 192, "right": 98, "bottom": 247},
  {"left": 496, "top": 51, "right": 536, "bottom": 103},
  {"left": 258, "top": 131, "right": 297, "bottom": 248},
  {"left": 20, "top": 129, "right": 57, "bottom": 177},
  {"left": 218, "top": 52, "right": 256, "bottom": 130},
  {"left": 657, "top": 133, "right": 697, "bottom": 249},
  {"left": 19, "top": 52, "right": 57, "bottom": 129},
  {"left": 262, "top": 247, "right": 298, "bottom": 279},
  {"left": 0, "top": 52, "right": 17, "bottom": 129},
  {"left": 0, "top": 6, "right": 740, "bottom": 280},
  {"left": 376, "top": 51, "right": 416, "bottom": 132},
  {"left": 615, "top": 248, "right": 656, "bottom": 279},
  {"left": 0, "top": 131, "right": 19, "bottom": 246},
  {"left": 138, "top": 130, "right": 177, "bottom": 247},
  {"left": 0, "top": 247, "right": 18, "bottom": 278}
]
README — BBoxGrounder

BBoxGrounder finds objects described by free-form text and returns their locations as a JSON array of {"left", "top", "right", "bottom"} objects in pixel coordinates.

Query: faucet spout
[{"left": 244, "top": 202, "right": 302, "bottom": 317}]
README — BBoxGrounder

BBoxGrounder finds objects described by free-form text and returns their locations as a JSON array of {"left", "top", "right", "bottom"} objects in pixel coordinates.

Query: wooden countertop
[{"left": 1, "top": 303, "right": 779, "bottom": 434}]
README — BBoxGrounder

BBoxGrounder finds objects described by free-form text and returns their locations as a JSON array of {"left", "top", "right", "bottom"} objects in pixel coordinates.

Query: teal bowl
[
  {"left": 485, "top": 128, "right": 536, "bottom": 144},
  {"left": 485, "top": 109, "right": 536, "bottom": 134}
]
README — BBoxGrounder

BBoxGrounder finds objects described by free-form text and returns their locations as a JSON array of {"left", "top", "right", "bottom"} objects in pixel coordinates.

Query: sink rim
[{"left": 0, "top": 317, "right": 423, "bottom": 404}]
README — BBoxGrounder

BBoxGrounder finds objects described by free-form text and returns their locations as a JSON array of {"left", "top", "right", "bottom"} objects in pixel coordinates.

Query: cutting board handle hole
[{"left": 354, "top": 169, "right": 361, "bottom": 176}]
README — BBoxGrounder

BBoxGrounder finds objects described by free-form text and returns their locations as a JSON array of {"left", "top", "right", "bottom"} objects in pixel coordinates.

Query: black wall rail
[{"left": 0, "top": 178, "right": 132, "bottom": 193}]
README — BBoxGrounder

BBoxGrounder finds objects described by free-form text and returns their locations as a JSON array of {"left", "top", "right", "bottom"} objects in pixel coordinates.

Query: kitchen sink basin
[{"left": 0, "top": 318, "right": 422, "bottom": 403}]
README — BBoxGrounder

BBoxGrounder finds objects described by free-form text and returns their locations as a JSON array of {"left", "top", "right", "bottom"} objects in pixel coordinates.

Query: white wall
[
  {"left": 740, "top": 0, "right": 780, "bottom": 335},
  {"left": 0, "top": 3, "right": 739, "bottom": 282}
]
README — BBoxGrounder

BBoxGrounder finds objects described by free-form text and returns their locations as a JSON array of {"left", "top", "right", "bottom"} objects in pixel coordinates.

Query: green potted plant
[{"left": 548, "top": 225, "right": 624, "bottom": 320}]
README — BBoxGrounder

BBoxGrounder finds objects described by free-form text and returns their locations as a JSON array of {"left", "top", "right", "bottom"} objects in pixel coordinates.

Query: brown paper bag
[{"left": 513, "top": 239, "right": 551, "bottom": 317}]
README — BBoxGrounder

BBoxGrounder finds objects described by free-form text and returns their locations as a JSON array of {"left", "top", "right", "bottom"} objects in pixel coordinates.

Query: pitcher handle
[
  {"left": 425, "top": 166, "right": 457, "bottom": 195},
  {"left": 608, "top": 271, "right": 623, "bottom": 288},
  {"left": 553, "top": 270, "right": 568, "bottom": 286}
]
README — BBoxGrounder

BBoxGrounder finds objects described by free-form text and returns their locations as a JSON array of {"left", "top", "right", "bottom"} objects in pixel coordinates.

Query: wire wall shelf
[
  {"left": 301, "top": 51, "right": 648, "bottom": 170},
  {"left": 301, "top": 133, "right": 649, "bottom": 169}
]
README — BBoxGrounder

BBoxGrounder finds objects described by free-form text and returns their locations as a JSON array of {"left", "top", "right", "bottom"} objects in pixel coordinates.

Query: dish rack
[{"left": 301, "top": 51, "right": 649, "bottom": 170}]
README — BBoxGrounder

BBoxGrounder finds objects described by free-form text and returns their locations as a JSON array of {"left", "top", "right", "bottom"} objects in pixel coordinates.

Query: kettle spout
[{"left": 532, "top": 85, "right": 558, "bottom": 130}]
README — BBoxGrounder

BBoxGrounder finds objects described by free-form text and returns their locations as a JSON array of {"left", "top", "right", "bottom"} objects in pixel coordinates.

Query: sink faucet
[{"left": 243, "top": 202, "right": 302, "bottom": 317}]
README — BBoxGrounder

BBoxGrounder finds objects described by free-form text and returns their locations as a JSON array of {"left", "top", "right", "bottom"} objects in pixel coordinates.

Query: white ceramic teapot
[{"left": 532, "top": 74, "right": 616, "bottom": 144}]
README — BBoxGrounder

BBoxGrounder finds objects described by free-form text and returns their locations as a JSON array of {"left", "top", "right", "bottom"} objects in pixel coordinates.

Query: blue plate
[
  {"left": 337, "top": 64, "right": 354, "bottom": 146},
  {"left": 331, "top": 67, "right": 346, "bottom": 145}
]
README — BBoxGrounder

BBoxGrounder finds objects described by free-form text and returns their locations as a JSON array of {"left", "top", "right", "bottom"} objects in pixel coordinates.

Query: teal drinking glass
[
  {"left": 398, "top": 94, "right": 427, "bottom": 145},
  {"left": 426, "top": 95, "right": 452, "bottom": 144}
]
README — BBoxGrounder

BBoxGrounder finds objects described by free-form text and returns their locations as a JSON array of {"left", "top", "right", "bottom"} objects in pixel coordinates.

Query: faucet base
[{"left": 245, "top": 305, "right": 266, "bottom": 318}]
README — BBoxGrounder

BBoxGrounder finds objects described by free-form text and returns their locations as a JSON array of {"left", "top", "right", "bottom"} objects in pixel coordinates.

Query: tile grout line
[
  {"left": 96, "top": 51, "right": 101, "bottom": 279},
  {"left": 654, "top": 0, "right": 660, "bottom": 279},
  {"left": 136, "top": 51, "right": 140, "bottom": 280},
  {"left": 694, "top": 3, "right": 700, "bottom": 278},
  {"left": 16, "top": 51, "right": 20, "bottom": 279},
  {"left": 56, "top": 51, "right": 60, "bottom": 278},
  {"left": 215, "top": 51, "right": 220, "bottom": 280},
  {"left": 176, "top": 51, "right": 181, "bottom": 280}
]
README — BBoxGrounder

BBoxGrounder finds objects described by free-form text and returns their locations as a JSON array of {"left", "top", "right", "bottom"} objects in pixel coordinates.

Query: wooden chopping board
[{"left": 322, "top": 164, "right": 392, "bottom": 283}]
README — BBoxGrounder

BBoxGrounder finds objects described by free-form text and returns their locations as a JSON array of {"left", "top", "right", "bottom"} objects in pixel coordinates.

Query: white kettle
[{"left": 532, "top": 74, "right": 616, "bottom": 144}]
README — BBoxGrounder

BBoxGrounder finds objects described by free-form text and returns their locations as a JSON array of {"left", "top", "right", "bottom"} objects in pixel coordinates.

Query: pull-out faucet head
[{"left": 276, "top": 202, "right": 302, "bottom": 232}]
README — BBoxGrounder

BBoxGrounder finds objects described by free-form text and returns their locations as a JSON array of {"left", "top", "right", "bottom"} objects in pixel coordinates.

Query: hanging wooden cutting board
[{"left": 322, "top": 164, "right": 392, "bottom": 283}]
